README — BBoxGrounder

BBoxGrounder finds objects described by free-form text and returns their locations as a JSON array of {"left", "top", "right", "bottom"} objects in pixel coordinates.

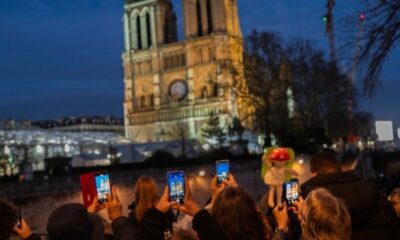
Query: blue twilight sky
[{"left": 0, "top": 0, "right": 399, "bottom": 129}]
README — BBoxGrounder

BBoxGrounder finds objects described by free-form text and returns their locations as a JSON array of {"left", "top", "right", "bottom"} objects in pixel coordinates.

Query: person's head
[
  {"left": 46, "top": 203, "right": 104, "bottom": 240},
  {"left": 310, "top": 152, "right": 341, "bottom": 175},
  {"left": 0, "top": 199, "right": 17, "bottom": 240},
  {"left": 300, "top": 188, "right": 351, "bottom": 240},
  {"left": 134, "top": 176, "right": 159, "bottom": 223},
  {"left": 211, "top": 187, "right": 267, "bottom": 240}
]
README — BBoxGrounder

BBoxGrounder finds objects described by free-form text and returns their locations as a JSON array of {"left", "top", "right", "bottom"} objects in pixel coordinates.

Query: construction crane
[
  {"left": 322, "top": 0, "right": 367, "bottom": 141},
  {"left": 322, "top": 0, "right": 337, "bottom": 65},
  {"left": 323, "top": 0, "right": 358, "bottom": 142},
  {"left": 347, "top": 13, "right": 366, "bottom": 140}
]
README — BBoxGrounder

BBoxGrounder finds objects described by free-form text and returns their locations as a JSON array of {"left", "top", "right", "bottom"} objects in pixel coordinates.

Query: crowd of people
[{"left": 0, "top": 151, "right": 399, "bottom": 240}]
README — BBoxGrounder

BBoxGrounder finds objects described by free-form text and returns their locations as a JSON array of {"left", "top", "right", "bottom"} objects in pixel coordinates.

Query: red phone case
[{"left": 80, "top": 172, "right": 97, "bottom": 208}]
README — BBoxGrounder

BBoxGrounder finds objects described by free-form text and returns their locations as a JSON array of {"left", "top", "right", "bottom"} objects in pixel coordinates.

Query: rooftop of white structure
[{"left": 0, "top": 130, "right": 131, "bottom": 146}]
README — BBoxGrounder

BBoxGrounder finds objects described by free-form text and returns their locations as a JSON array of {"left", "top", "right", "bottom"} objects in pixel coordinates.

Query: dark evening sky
[{"left": 0, "top": 0, "right": 399, "bottom": 128}]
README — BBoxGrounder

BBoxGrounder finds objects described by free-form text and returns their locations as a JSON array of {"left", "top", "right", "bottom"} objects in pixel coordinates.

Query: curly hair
[
  {"left": 0, "top": 199, "right": 17, "bottom": 240},
  {"left": 211, "top": 187, "right": 268, "bottom": 240}
]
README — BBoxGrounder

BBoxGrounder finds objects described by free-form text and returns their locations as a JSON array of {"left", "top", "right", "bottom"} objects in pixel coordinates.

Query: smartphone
[
  {"left": 285, "top": 178, "right": 299, "bottom": 206},
  {"left": 15, "top": 208, "right": 22, "bottom": 228},
  {"left": 168, "top": 171, "right": 185, "bottom": 205},
  {"left": 216, "top": 160, "right": 230, "bottom": 184},
  {"left": 94, "top": 172, "right": 111, "bottom": 203}
]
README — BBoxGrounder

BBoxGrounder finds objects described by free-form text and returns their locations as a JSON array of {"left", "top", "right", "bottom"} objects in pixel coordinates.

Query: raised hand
[
  {"left": 106, "top": 187, "right": 123, "bottom": 221},
  {"left": 156, "top": 186, "right": 176, "bottom": 213},
  {"left": 87, "top": 196, "right": 105, "bottom": 213},
  {"left": 273, "top": 202, "right": 288, "bottom": 231},
  {"left": 13, "top": 219, "right": 33, "bottom": 240},
  {"left": 225, "top": 173, "right": 238, "bottom": 187},
  {"left": 210, "top": 176, "right": 226, "bottom": 200},
  {"left": 173, "top": 178, "right": 201, "bottom": 216},
  {"left": 289, "top": 196, "right": 304, "bottom": 221}
]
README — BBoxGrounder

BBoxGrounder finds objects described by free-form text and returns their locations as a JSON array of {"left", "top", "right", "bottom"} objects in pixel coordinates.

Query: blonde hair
[
  {"left": 301, "top": 188, "right": 351, "bottom": 240},
  {"left": 134, "top": 176, "right": 159, "bottom": 223}
]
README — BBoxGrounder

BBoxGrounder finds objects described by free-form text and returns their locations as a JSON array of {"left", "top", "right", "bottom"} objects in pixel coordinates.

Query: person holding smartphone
[
  {"left": 0, "top": 199, "right": 40, "bottom": 240},
  {"left": 86, "top": 186, "right": 137, "bottom": 240},
  {"left": 128, "top": 176, "right": 160, "bottom": 226},
  {"left": 13, "top": 219, "right": 40, "bottom": 240},
  {"left": 294, "top": 188, "right": 351, "bottom": 240},
  {"left": 135, "top": 177, "right": 228, "bottom": 240},
  {"left": 203, "top": 173, "right": 238, "bottom": 211}
]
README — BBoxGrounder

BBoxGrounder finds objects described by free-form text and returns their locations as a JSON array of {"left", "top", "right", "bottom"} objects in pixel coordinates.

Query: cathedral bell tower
[
  {"left": 183, "top": 0, "right": 242, "bottom": 39},
  {"left": 123, "top": 0, "right": 251, "bottom": 143},
  {"left": 123, "top": 0, "right": 177, "bottom": 51}
]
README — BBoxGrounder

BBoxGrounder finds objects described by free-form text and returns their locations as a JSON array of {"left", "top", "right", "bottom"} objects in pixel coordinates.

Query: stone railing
[
  {"left": 0, "top": 159, "right": 264, "bottom": 200},
  {"left": 128, "top": 100, "right": 228, "bottom": 125},
  {"left": 1, "top": 159, "right": 268, "bottom": 234}
]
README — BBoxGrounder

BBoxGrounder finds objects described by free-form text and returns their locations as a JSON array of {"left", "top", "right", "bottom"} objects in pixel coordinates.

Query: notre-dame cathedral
[{"left": 122, "top": 0, "right": 251, "bottom": 143}]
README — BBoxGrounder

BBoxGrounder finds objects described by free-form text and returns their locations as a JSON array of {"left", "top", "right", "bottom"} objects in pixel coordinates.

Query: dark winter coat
[
  {"left": 26, "top": 234, "right": 41, "bottom": 240},
  {"left": 128, "top": 201, "right": 176, "bottom": 228},
  {"left": 111, "top": 216, "right": 137, "bottom": 240},
  {"left": 135, "top": 208, "right": 228, "bottom": 240},
  {"left": 301, "top": 171, "right": 399, "bottom": 240}
]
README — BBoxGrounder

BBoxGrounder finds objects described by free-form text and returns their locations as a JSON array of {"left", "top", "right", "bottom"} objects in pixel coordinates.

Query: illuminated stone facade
[{"left": 123, "top": 0, "right": 251, "bottom": 143}]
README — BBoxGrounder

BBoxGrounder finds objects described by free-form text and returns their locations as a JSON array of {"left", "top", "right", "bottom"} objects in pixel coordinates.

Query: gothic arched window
[
  {"left": 136, "top": 15, "right": 142, "bottom": 49},
  {"left": 213, "top": 83, "right": 219, "bottom": 97},
  {"left": 201, "top": 86, "right": 208, "bottom": 99},
  {"left": 130, "top": 11, "right": 139, "bottom": 49},
  {"left": 206, "top": 0, "right": 213, "bottom": 34},
  {"left": 146, "top": 12, "right": 152, "bottom": 47},
  {"left": 140, "top": 96, "right": 146, "bottom": 107},
  {"left": 196, "top": 0, "right": 203, "bottom": 37},
  {"left": 149, "top": 94, "right": 154, "bottom": 106},
  {"left": 197, "top": 49, "right": 203, "bottom": 64}
]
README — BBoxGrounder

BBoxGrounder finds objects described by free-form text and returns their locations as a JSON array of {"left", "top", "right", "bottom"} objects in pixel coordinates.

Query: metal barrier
[{"left": 0, "top": 160, "right": 263, "bottom": 200}]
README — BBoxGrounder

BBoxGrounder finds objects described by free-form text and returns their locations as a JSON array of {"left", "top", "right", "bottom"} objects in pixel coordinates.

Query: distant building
[
  {"left": 123, "top": 0, "right": 253, "bottom": 143},
  {"left": 32, "top": 116, "right": 124, "bottom": 135},
  {"left": 0, "top": 119, "right": 39, "bottom": 130},
  {"left": 0, "top": 130, "right": 132, "bottom": 172}
]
